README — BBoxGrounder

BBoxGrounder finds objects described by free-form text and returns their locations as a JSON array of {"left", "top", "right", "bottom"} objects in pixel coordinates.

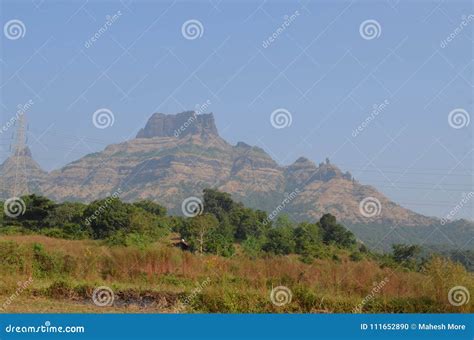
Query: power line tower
[{"left": 11, "top": 113, "right": 29, "bottom": 197}]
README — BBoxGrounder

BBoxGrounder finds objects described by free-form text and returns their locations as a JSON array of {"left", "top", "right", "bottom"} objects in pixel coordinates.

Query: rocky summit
[{"left": 0, "top": 112, "right": 472, "bottom": 250}]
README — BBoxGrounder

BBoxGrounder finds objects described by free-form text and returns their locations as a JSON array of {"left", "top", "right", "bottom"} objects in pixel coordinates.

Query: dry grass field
[{"left": 0, "top": 235, "right": 472, "bottom": 313}]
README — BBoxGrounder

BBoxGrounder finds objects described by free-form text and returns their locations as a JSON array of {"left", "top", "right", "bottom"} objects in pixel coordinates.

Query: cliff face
[{"left": 136, "top": 112, "right": 218, "bottom": 139}]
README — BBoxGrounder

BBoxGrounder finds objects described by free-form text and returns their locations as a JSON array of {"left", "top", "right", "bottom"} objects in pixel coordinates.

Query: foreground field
[{"left": 0, "top": 235, "right": 472, "bottom": 313}]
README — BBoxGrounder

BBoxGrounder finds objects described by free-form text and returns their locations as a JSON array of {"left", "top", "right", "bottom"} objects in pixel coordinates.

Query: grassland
[{"left": 0, "top": 234, "right": 472, "bottom": 313}]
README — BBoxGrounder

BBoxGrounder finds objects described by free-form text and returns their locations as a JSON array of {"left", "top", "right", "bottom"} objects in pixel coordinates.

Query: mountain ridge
[{"left": 1, "top": 111, "right": 472, "bottom": 250}]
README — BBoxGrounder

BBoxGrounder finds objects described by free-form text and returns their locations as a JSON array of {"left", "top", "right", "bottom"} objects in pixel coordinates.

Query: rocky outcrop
[{"left": 136, "top": 111, "right": 218, "bottom": 139}]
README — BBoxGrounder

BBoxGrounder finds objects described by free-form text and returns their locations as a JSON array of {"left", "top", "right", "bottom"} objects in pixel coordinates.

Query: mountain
[
  {"left": 1, "top": 111, "right": 472, "bottom": 251},
  {"left": 0, "top": 147, "right": 46, "bottom": 197}
]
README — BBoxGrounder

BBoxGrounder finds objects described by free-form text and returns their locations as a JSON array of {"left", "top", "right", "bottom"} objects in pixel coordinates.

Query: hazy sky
[{"left": 0, "top": 0, "right": 472, "bottom": 220}]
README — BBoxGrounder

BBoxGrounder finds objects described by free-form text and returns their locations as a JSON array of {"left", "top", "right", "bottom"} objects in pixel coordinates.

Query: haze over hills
[{"left": 1, "top": 111, "right": 472, "bottom": 251}]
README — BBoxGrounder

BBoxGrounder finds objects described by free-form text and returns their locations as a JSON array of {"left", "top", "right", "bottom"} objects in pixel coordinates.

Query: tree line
[{"left": 0, "top": 190, "right": 434, "bottom": 267}]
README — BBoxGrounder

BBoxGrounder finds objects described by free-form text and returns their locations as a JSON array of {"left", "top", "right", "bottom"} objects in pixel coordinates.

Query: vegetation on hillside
[{"left": 0, "top": 189, "right": 472, "bottom": 313}]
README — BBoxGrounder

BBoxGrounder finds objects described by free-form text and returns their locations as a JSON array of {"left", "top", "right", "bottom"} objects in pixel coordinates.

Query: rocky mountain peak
[
  {"left": 0, "top": 147, "right": 46, "bottom": 197},
  {"left": 136, "top": 111, "right": 219, "bottom": 139}
]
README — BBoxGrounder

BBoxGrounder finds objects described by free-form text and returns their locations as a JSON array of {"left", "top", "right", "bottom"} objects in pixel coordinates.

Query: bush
[{"left": 350, "top": 252, "right": 363, "bottom": 262}]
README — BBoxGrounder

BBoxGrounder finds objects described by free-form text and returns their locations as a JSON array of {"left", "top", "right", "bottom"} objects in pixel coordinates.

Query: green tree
[
  {"left": 392, "top": 244, "right": 421, "bottom": 264},
  {"left": 84, "top": 198, "right": 132, "bottom": 239},
  {"left": 203, "top": 189, "right": 235, "bottom": 220},
  {"left": 45, "top": 202, "right": 90, "bottom": 238},
  {"left": 294, "top": 222, "right": 322, "bottom": 253},
  {"left": 133, "top": 200, "right": 167, "bottom": 217},
  {"left": 274, "top": 214, "right": 293, "bottom": 229},
  {"left": 319, "top": 213, "right": 356, "bottom": 248},
  {"left": 5, "top": 195, "right": 55, "bottom": 230},
  {"left": 180, "top": 214, "right": 219, "bottom": 254},
  {"left": 231, "top": 206, "right": 267, "bottom": 241},
  {"left": 263, "top": 226, "right": 295, "bottom": 255},
  {"left": 202, "top": 189, "right": 236, "bottom": 246},
  {"left": 206, "top": 229, "right": 235, "bottom": 257}
]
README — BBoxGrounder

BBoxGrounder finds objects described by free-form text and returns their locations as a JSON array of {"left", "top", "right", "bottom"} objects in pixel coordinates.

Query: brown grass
[{"left": 0, "top": 235, "right": 472, "bottom": 313}]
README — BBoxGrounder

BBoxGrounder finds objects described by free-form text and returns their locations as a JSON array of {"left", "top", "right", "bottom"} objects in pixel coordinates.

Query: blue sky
[{"left": 0, "top": 0, "right": 472, "bottom": 220}]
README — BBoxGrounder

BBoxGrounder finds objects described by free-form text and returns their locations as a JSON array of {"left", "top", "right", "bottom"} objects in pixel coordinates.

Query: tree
[
  {"left": 5, "top": 195, "right": 55, "bottom": 230},
  {"left": 202, "top": 189, "right": 237, "bottom": 246},
  {"left": 180, "top": 214, "right": 219, "bottom": 254},
  {"left": 294, "top": 222, "right": 322, "bottom": 253},
  {"left": 273, "top": 214, "right": 293, "bottom": 229},
  {"left": 392, "top": 244, "right": 421, "bottom": 263},
  {"left": 319, "top": 213, "right": 356, "bottom": 248},
  {"left": 84, "top": 198, "right": 132, "bottom": 239},
  {"left": 45, "top": 202, "right": 90, "bottom": 238},
  {"left": 133, "top": 200, "right": 167, "bottom": 217},
  {"left": 203, "top": 189, "right": 234, "bottom": 220},
  {"left": 263, "top": 226, "right": 295, "bottom": 255},
  {"left": 231, "top": 206, "right": 266, "bottom": 241},
  {"left": 206, "top": 229, "right": 235, "bottom": 257}
]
